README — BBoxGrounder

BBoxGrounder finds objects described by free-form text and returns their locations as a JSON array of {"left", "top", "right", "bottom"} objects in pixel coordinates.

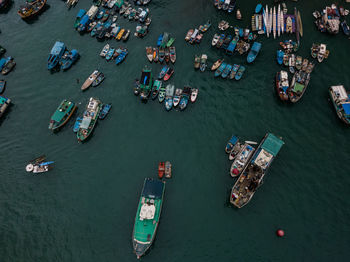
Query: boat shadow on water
[
  {"left": 0, "top": 0, "right": 13, "bottom": 14},
  {"left": 22, "top": 4, "right": 50, "bottom": 25}
]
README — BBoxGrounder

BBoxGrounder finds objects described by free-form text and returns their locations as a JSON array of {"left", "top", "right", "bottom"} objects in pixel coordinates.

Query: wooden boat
[
  {"left": 1, "top": 57, "right": 16, "bottom": 75},
  {"left": 288, "top": 70, "right": 310, "bottom": 103},
  {"left": 163, "top": 67, "right": 174, "bottom": 81},
  {"left": 221, "top": 64, "right": 232, "bottom": 78},
  {"left": 146, "top": 46, "right": 153, "bottom": 62},
  {"left": 277, "top": 4, "right": 281, "bottom": 37},
  {"left": 158, "top": 66, "right": 168, "bottom": 79},
  {"left": 153, "top": 48, "right": 158, "bottom": 62},
  {"left": 317, "top": 44, "right": 326, "bottom": 63},
  {"left": 151, "top": 80, "right": 162, "bottom": 100},
  {"left": 165, "top": 161, "right": 172, "bottom": 178},
  {"left": 294, "top": 7, "right": 300, "bottom": 44},
  {"left": 77, "top": 97, "right": 102, "bottom": 142},
  {"left": 311, "top": 43, "right": 319, "bottom": 58},
  {"left": 329, "top": 85, "right": 350, "bottom": 125},
  {"left": 185, "top": 29, "right": 193, "bottom": 41},
  {"left": 166, "top": 38, "right": 175, "bottom": 47},
  {"left": 81, "top": 70, "right": 100, "bottom": 91},
  {"left": 297, "top": 10, "right": 303, "bottom": 37},
  {"left": 164, "top": 48, "right": 170, "bottom": 63},
  {"left": 158, "top": 48, "right": 165, "bottom": 63},
  {"left": 199, "top": 54, "right": 207, "bottom": 72},
  {"left": 17, "top": 0, "right": 47, "bottom": 19},
  {"left": 173, "top": 88, "right": 182, "bottom": 107},
  {"left": 230, "top": 143, "right": 255, "bottom": 177},
  {"left": 158, "top": 162, "right": 165, "bottom": 178},
  {"left": 49, "top": 99, "right": 77, "bottom": 131},
  {"left": 214, "top": 62, "right": 227, "bottom": 77},
  {"left": 211, "top": 59, "right": 223, "bottom": 71},
  {"left": 295, "top": 56, "right": 302, "bottom": 70},
  {"left": 276, "top": 71, "right": 289, "bottom": 101},
  {"left": 301, "top": 58, "right": 309, "bottom": 71},
  {"left": 236, "top": 9, "right": 242, "bottom": 20},
  {"left": 230, "top": 133, "right": 284, "bottom": 208},
  {"left": 190, "top": 88, "right": 198, "bottom": 103},
  {"left": 194, "top": 55, "right": 200, "bottom": 69},
  {"left": 169, "top": 47, "right": 176, "bottom": 64},
  {"left": 0, "top": 80, "right": 6, "bottom": 94}
]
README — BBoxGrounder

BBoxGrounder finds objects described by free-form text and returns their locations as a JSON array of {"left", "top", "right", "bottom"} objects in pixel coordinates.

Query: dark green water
[{"left": 1, "top": 0, "right": 350, "bottom": 261}]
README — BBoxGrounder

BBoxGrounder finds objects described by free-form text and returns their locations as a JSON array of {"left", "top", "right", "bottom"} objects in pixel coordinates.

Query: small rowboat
[{"left": 158, "top": 162, "right": 165, "bottom": 179}]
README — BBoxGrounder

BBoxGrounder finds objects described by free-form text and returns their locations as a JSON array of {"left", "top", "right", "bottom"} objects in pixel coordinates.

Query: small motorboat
[
  {"left": 158, "top": 85, "right": 166, "bottom": 103},
  {"left": 211, "top": 34, "right": 220, "bottom": 46},
  {"left": 247, "top": 42, "right": 262, "bottom": 63},
  {"left": 199, "top": 54, "right": 207, "bottom": 72},
  {"left": 100, "top": 44, "right": 110, "bottom": 57},
  {"left": 194, "top": 55, "right": 201, "bottom": 69},
  {"left": 92, "top": 72, "right": 105, "bottom": 87},
  {"left": 169, "top": 46, "right": 176, "bottom": 64},
  {"left": 214, "top": 62, "right": 227, "bottom": 77},
  {"left": 165, "top": 48, "right": 170, "bottom": 63},
  {"left": 60, "top": 49, "right": 79, "bottom": 70},
  {"left": 255, "top": 3, "right": 262, "bottom": 14},
  {"left": 105, "top": 48, "right": 115, "bottom": 61},
  {"left": 134, "top": 79, "right": 140, "bottom": 96},
  {"left": 236, "top": 9, "right": 242, "bottom": 19},
  {"left": 179, "top": 86, "right": 191, "bottom": 111},
  {"left": 158, "top": 162, "right": 165, "bottom": 179},
  {"left": 158, "top": 65, "right": 168, "bottom": 79},
  {"left": 164, "top": 84, "right": 175, "bottom": 111},
  {"left": 218, "top": 20, "right": 229, "bottom": 30},
  {"left": 163, "top": 67, "right": 174, "bottom": 81},
  {"left": 211, "top": 59, "right": 223, "bottom": 71},
  {"left": 81, "top": 70, "right": 99, "bottom": 91},
  {"left": 146, "top": 46, "right": 153, "bottom": 62},
  {"left": 276, "top": 50, "right": 284, "bottom": 65},
  {"left": 185, "top": 29, "right": 194, "bottom": 41},
  {"left": 190, "top": 88, "right": 198, "bottom": 103},
  {"left": 221, "top": 64, "right": 232, "bottom": 78},
  {"left": 229, "top": 64, "right": 240, "bottom": 80},
  {"left": 0, "top": 80, "right": 6, "bottom": 94},
  {"left": 115, "top": 49, "right": 128, "bottom": 65},
  {"left": 173, "top": 88, "right": 182, "bottom": 107},
  {"left": 99, "top": 103, "right": 111, "bottom": 119},
  {"left": 341, "top": 20, "right": 350, "bottom": 35},
  {"left": 158, "top": 48, "right": 165, "bottom": 63},
  {"left": 1, "top": 57, "right": 16, "bottom": 75},
  {"left": 73, "top": 117, "right": 82, "bottom": 133},
  {"left": 225, "top": 135, "right": 238, "bottom": 153},
  {"left": 235, "top": 65, "right": 246, "bottom": 80},
  {"left": 151, "top": 80, "right": 162, "bottom": 100},
  {"left": 165, "top": 161, "right": 172, "bottom": 178},
  {"left": 122, "top": 29, "right": 130, "bottom": 41},
  {"left": 276, "top": 70, "right": 289, "bottom": 101}
]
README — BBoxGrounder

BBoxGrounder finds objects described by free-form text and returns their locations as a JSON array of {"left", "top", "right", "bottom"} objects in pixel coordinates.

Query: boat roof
[
  {"left": 331, "top": 85, "right": 348, "bottom": 101},
  {"left": 293, "top": 82, "right": 304, "bottom": 92},
  {"left": 342, "top": 103, "right": 350, "bottom": 115},
  {"left": 0, "top": 96, "right": 9, "bottom": 104},
  {"left": 77, "top": 9, "right": 86, "bottom": 18},
  {"left": 140, "top": 71, "right": 151, "bottom": 86},
  {"left": 141, "top": 178, "right": 164, "bottom": 199},
  {"left": 80, "top": 117, "right": 92, "bottom": 129},
  {"left": 51, "top": 41, "right": 65, "bottom": 55},
  {"left": 261, "top": 133, "right": 284, "bottom": 157},
  {"left": 229, "top": 135, "right": 238, "bottom": 145},
  {"left": 87, "top": 5, "right": 98, "bottom": 17},
  {"left": 51, "top": 101, "right": 74, "bottom": 122}
]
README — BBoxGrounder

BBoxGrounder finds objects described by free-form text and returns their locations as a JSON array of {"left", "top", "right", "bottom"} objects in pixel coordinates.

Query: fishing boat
[
  {"left": 277, "top": 4, "right": 281, "bottom": 37},
  {"left": 165, "top": 161, "right": 172, "bottom": 178},
  {"left": 158, "top": 66, "right": 168, "bottom": 79},
  {"left": 59, "top": 49, "right": 79, "bottom": 70},
  {"left": 164, "top": 48, "right": 170, "bottom": 63},
  {"left": 116, "top": 28, "right": 125, "bottom": 40},
  {"left": 158, "top": 48, "right": 165, "bottom": 63},
  {"left": 229, "top": 64, "right": 240, "bottom": 80},
  {"left": 276, "top": 50, "right": 284, "bottom": 65},
  {"left": 77, "top": 97, "right": 102, "bottom": 142},
  {"left": 301, "top": 58, "right": 309, "bottom": 72},
  {"left": 17, "top": 0, "right": 47, "bottom": 19},
  {"left": 230, "top": 133, "right": 284, "bottom": 208},
  {"left": 305, "top": 62, "right": 315, "bottom": 74},
  {"left": 100, "top": 44, "right": 110, "bottom": 57},
  {"left": 247, "top": 42, "right": 262, "bottom": 63},
  {"left": 318, "top": 44, "right": 326, "bottom": 63},
  {"left": 329, "top": 85, "right": 350, "bottom": 125},
  {"left": 140, "top": 66, "right": 153, "bottom": 101},
  {"left": 228, "top": 0, "right": 236, "bottom": 13},
  {"left": 221, "top": 64, "right": 232, "bottom": 78},
  {"left": 211, "top": 59, "right": 223, "bottom": 71},
  {"left": 230, "top": 143, "right": 255, "bottom": 177},
  {"left": 297, "top": 10, "right": 303, "bottom": 37},
  {"left": 218, "top": 20, "right": 229, "bottom": 31},
  {"left": 158, "top": 162, "right": 165, "bottom": 179},
  {"left": 73, "top": 117, "right": 82, "bottom": 132},
  {"left": 190, "top": 88, "right": 198, "bottom": 103},
  {"left": 295, "top": 56, "right": 302, "bottom": 70},
  {"left": 91, "top": 72, "right": 105, "bottom": 87},
  {"left": 289, "top": 54, "right": 295, "bottom": 74},
  {"left": 151, "top": 80, "right": 162, "bottom": 100},
  {"left": 158, "top": 85, "right": 166, "bottom": 103},
  {"left": 48, "top": 99, "right": 77, "bottom": 131},
  {"left": 163, "top": 67, "right": 174, "bottom": 81},
  {"left": 341, "top": 20, "right": 350, "bottom": 36},
  {"left": 311, "top": 43, "right": 319, "bottom": 58},
  {"left": 74, "top": 9, "right": 86, "bottom": 28},
  {"left": 81, "top": 70, "right": 99, "bottom": 91},
  {"left": 1, "top": 57, "right": 16, "bottom": 75},
  {"left": 145, "top": 46, "right": 153, "bottom": 62},
  {"left": 0, "top": 45, "right": 6, "bottom": 57},
  {"left": 194, "top": 55, "right": 201, "bottom": 69},
  {"left": 222, "top": 35, "right": 233, "bottom": 49},
  {"left": 225, "top": 135, "right": 238, "bottom": 153},
  {"left": 273, "top": 6, "right": 276, "bottom": 39},
  {"left": 115, "top": 49, "right": 128, "bottom": 65},
  {"left": 236, "top": 9, "right": 242, "bottom": 19},
  {"left": 123, "top": 29, "right": 131, "bottom": 41},
  {"left": 255, "top": 3, "right": 262, "bottom": 14},
  {"left": 164, "top": 84, "right": 175, "bottom": 111},
  {"left": 134, "top": 79, "right": 141, "bottom": 96},
  {"left": 216, "top": 34, "right": 226, "bottom": 48},
  {"left": 288, "top": 70, "right": 310, "bottom": 103},
  {"left": 283, "top": 53, "right": 289, "bottom": 67},
  {"left": 211, "top": 34, "right": 220, "bottom": 46},
  {"left": 166, "top": 38, "right": 175, "bottom": 47},
  {"left": 199, "top": 54, "right": 207, "bottom": 72},
  {"left": 173, "top": 88, "right": 182, "bottom": 107},
  {"left": 214, "top": 62, "right": 227, "bottom": 77},
  {"left": 226, "top": 36, "right": 239, "bottom": 55},
  {"left": 276, "top": 70, "right": 289, "bottom": 101},
  {"left": 169, "top": 47, "right": 176, "bottom": 64},
  {"left": 99, "top": 104, "right": 111, "bottom": 119},
  {"left": 0, "top": 80, "right": 6, "bottom": 94},
  {"left": 235, "top": 65, "right": 246, "bottom": 81},
  {"left": 105, "top": 48, "right": 115, "bottom": 61},
  {"left": 48, "top": 41, "right": 66, "bottom": 70},
  {"left": 185, "top": 29, "right": 193, "bottom": 41},
  {"left": 132, "top": 178, "right": 165, "bottom": 259},
  {"left": 179, "top": 86, "right": 191, "bottom": 111},
  {"left": 0, "top": 95, "right": 11, "bottom": 118}
]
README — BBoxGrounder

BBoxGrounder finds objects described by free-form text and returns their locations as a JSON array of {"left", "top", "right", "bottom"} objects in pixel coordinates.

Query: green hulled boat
[
  {"left": 77, "top": 97, "right": 102, "bottom": 142},
  {"left": 139, "top": 66, "right": 153, "bottom": 101},
  {"left": 132, "top": 178, "right": 165, "bottom": 259},
  {"left": 48, "top": 99, "right": 77, "bottom": 131}
]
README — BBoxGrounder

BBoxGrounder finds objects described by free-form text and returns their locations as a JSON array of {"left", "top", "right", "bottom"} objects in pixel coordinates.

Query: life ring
[{"left": 26, "top": 164, "right": 34, "bottom": 172}]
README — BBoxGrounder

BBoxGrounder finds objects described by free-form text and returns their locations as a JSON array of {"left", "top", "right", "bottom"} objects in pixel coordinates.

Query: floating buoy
[
  {"left": 25, "top": 164, "right": 34, "bottom": 172},
  {"left": 276, "top": 229, "right": 285, "bottom": 237}
]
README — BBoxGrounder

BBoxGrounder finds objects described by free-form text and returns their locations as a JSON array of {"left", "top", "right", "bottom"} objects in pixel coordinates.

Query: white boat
[
  {"left": 245, "top": 141, "right": 258, "bottom": 145},
  {"left": 263, "top": 8, "right": 268, "bottom": 38},
  {"left": 100, "top": 44, "right": 110, "bottom": 57},
  {"left": 277, "top": 4, "right": 281, "bottom": 37},
  {"left": 269, "top": 7, "right": 273, "bottom": 35},
  {"left": 230, "top": 144, "right": 255, "bottom": 177},
  {"left": 211, "top": 34, "right": 220, "bottom": 46},
  {"left": 190, "top": 88, "right": 198, "bottom": 103},
  {"left": 273, "top": 6, "right": 276, "bottom": 39},
  {"left": 280, "top": 10, "right": 284, "bottom": 34},
  {"left": 173, "top": 88, "right": 182, "bottom": 107},
  {"left": 87, "top": 5, "right": 98, "bottom": 18}
]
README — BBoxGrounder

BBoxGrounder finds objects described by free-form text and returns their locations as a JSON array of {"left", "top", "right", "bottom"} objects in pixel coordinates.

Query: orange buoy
[{"left": 276, "top": 229, "right": 285, "bottom": 237}]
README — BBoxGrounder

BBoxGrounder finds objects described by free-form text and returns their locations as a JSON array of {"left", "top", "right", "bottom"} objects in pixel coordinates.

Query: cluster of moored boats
[
  {"left": 145, "top": 32, "right": 176, "bottom": 64},
  {"left": 213, "top": 0, "right": 236, "bottom": 14},
  {"left": 48, "top": 97, "right": 111, "bottom": 142},
  {"left": 134, "top": 67, "right": 198, "bottom": 111},
  {"left": 100, "top": 44, "right": 128, "bottom": 64},
  {"left": 225, "top": 133, "right": 284, "bottom": 208},
  {"left": 313, "top": 4, "right": 350, "bottom": 35},
  {"left": 184, "top": 20, "right": 211, "bottom": 45},
  {"left": 47, "top": 41, "right": 79, "bottom": 71},
  {"left": 250, "top": 3, "right": 302, "bottom": 43}
]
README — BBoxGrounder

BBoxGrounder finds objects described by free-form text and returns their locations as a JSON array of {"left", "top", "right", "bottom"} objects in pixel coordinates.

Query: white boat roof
[
  {"left": 139, "top": 203, "right": 155, "bottom": 220},
  {"left": 87, "top": 5, "right": 98, "bottom": 17},
  {"left": 254, "top": 149, "right": 273, "bottom": 169},
  {"left": 281, "top": 71, "right": 288, "bottom": 79},
  {"left": 80, "top": 117, "right": 92, "bottom": 129},
  {"left": 191, "top": 29, "right": 199, "bottom": 38},
  {"left": 331, "top": 85, "right": 348, "bottom": 101}
]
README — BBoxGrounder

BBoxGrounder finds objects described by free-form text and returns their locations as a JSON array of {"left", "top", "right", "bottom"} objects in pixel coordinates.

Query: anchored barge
[{"left": 230, "top": 133, "right": 284, "bottom": 208}]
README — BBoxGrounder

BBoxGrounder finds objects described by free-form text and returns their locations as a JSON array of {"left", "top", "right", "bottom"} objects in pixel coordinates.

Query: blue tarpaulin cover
[{"left": 342, "top": 103, "right": 350, "bottom": 115}]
